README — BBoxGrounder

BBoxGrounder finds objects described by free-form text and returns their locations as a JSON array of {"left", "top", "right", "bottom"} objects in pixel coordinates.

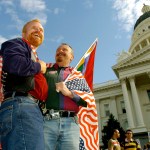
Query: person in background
[
  {"left": 43, "top": 43, "right": 88, "bottom": 150},
  {"left": 143, "top": 144, "right": 147, "bottom": 150},
  {"left": 121, "top": 129, "right": 141, "bottom": 150},
  {"left": 147, "top": 142, "right": 150, "bottom": 150},
  {"left": 108, "top": 129, "right": 121, "bottom": 150},
  {"left": 0, "top": 19, "right": 48, "bottom": 150}
]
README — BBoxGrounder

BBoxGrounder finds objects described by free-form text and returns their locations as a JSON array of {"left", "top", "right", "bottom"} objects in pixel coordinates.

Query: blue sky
[{"left": 0, "top": 0, "right": 150, "bottom": 84}]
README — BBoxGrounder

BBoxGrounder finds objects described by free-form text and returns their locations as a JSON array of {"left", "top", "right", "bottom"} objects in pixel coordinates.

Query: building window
[
  {"left": 120, "top": 101, "right": 126, "bottom": 114},
  {"left": 141, "top": 39, "right": 147, "bottom": 48},
  {"left": 104, "top": 104, "right": 110, "bottom": 117},
  {"left": 147, "top": 90, "right": 150, "bottom": 101}
]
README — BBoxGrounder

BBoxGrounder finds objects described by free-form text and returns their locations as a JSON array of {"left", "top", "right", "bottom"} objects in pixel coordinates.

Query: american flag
[{"left": 65, "top": 69, "right": 99, "bottom": 150}]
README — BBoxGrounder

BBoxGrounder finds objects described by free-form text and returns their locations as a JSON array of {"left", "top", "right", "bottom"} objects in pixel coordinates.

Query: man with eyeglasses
[{"left": 121, "top": 129, "right": 141, "bottom": 150}]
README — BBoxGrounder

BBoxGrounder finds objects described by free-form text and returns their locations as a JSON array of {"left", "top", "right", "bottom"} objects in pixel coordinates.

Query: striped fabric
[
  {"left": 74, "top": 39, "right": 99, "bottom": 149},
  {"left": 121, "top": 140, "right": 141, "bottom": 150},
  {"left": 66, "top": 69, "right": 99, "bottom": 150}
]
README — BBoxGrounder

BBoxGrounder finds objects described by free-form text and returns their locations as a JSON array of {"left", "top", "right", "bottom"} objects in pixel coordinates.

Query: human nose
[{"left": 57, "top": 49, "right": 63, "bottom": 53}]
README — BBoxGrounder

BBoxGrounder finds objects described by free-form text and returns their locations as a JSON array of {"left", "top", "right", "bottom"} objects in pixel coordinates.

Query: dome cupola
[{"left": 134, "top": 4, "right": 150, "bottom": 30}]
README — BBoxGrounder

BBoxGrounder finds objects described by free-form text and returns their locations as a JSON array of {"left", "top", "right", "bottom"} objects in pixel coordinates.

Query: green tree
[{"left": 102, "top": 113, "right": 125, "bottom": 149}]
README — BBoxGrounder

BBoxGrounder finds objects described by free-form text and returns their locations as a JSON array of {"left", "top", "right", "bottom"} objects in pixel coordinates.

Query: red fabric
[
  {"left": 84, "top": 43, "right": 96, "bottom": 91},
  {"left": 29, "top": 73, "right": 48, "bottom": 101}
]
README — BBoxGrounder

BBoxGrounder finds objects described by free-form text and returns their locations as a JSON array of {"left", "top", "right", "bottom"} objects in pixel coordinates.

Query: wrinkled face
[
  {"left": 22, "top": 21, "right": 44, "bottom": 47},
  {"left": 55, "top": 44, "right": 74, "bottom": 67}
]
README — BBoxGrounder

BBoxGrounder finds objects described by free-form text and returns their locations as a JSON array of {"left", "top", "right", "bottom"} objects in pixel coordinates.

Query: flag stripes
[{"left": 65, "top": 69, "right": 99, "bottom": 150}]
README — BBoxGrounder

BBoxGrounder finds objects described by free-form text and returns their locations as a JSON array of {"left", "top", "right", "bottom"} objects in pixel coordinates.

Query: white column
[
  {"left": 110, "top": 96, "right": 118, "bottom": 120},
  {"left": 146, "top": 39, "right": 150, "bottom": 45},
  {"left": 128, "top": 76, "right": 145, "bottom": 127},
  {"left": 96, "top": 101, "right": 101, "bottom": 144},
  {"left": 147, "top": 72, "right": 150, "bottom": 78},
  {"left": 120, "top": 78, "right": 135, "bottom": 128},
  {"left": 139, "top": 44, "right": 142, "bottom": 49}
]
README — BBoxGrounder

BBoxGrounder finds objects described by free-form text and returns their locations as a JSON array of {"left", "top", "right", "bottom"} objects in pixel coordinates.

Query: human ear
[{"left": 22, "top": 32, "right": 25, "bottom": 38}]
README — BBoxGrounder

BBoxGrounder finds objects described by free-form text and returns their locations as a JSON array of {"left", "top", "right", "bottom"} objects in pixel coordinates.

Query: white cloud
[
  {"left": 0, "top": 2, "right": 21, "bottom": 31},
  {"left": 83, "top": 0, "right": 93, "bottom": 9},
  {"left": 20, "top": 0, "right": 47, "bottom": 25},
  {"left": 31, "top": 13, "right": 47, "bottom": 25},
  {"left": 54, "top": 8, "right": 62, "bottom": 15},
  {"left": 112, "top": 0, "right": 150, "bottom": 32},
  {"left": 0, "top": 0, "right": 47, "bottom": 29},
  {"left": 114, "top": 34, "right": 122, "bottom": 39},
  {"left": 48, "top": 8, "right": 65, "bottom": 15},
  {"left": 5, "top": 7, "right": 23, "bottom": 30},
  {"left": 50, "top": 35, "right": 64, "bottom": 43},
  {"left": 0, "top": 36, "right": 8, "bottom": 45},
  {"left": 20, "top": 0, "right": 46, "bottom": 13},
  {"left": 0, "top": 0, "right": 14, "bottom": 6},
  {"left": 60, "top": 0, "right": 71, "bottom": 1}
]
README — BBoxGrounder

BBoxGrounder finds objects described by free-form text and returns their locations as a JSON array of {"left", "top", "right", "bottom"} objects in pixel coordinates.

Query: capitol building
[{"left": 94, "top": 4, "right": 150, "bottom": 147}]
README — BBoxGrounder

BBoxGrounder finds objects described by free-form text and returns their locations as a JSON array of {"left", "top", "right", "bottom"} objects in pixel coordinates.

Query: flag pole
[
  {"left": 74, "top": 38, "right": 98, "bottom": 70},
  {"left": 64, "top": 38, "right": 98, "bottom": 82}
]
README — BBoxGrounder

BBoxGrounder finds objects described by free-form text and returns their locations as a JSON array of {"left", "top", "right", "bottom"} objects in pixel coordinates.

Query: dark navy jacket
[
  {"left": 0, "top": 38, "right": 41, "bottom": 92},
  {"left": 1, "top": 38, "right": 40, "bottom": 76}
]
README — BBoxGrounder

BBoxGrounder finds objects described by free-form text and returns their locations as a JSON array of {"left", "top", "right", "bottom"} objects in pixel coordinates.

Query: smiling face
[
  {"left": 55, "top": 44, "right": 74, "bottom": 67},
  {"left": 22, "top": 19, "right": 44, "bottom": 48}
]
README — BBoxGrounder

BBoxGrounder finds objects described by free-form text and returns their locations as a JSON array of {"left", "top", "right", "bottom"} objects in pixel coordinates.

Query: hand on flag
[{"left": 55, "top": 82, "right": 73, "bottom": 98}]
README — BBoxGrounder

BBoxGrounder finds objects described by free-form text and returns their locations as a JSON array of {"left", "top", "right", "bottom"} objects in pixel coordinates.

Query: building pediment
[{"left": 113, "top": 46, "right": 150, "bottom": 70}]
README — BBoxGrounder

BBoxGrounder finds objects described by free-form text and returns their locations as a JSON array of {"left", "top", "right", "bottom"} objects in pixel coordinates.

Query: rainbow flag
[{"left": 75, "top": 38, "right": 97, "bottom": 91}]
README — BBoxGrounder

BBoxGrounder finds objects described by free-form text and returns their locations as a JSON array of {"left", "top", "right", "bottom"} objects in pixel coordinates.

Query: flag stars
[
  {"left": 79, "top": 138, "right": 86, "bottom": 150},
  {"left": 66, "top": 78, "right": 90, "bottom": 93}
]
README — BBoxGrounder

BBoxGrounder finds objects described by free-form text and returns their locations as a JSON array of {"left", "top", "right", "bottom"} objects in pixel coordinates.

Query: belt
[
  {"left": 3, "top": 92, "right": 39, "bottom": 103},
  {"left": 44, "top": 109, "right": 76, "bottom": 120}
]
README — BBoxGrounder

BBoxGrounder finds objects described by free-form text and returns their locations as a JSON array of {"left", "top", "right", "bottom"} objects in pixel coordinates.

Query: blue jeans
[
  {"left": 44, "top": 117, "right": 80, "bottom": 150},
  {"left": 0, "top": 96, "right": 45, "bottom": 150}
]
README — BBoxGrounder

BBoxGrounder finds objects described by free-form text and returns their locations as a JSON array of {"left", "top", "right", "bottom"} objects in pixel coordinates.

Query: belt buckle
[
  {"left": 51, "top": 112, "right": 60, "bottom": 119},
  {"left": 50, "top": 109, "right": 60, "bottom": 119}
]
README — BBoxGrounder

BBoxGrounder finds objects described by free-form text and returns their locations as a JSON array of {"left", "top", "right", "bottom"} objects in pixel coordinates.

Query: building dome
[
  {"left": 134, "top": 11, "right": 150, "bottom": 30},
  {"left": 134, "top": 4, "right": 150, "bottom": 30}
]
